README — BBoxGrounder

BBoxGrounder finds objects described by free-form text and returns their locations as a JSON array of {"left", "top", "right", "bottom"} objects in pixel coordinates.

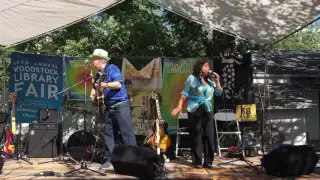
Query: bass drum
[{"left": 66, "top": 131, "right": 105, "bottom": 162}]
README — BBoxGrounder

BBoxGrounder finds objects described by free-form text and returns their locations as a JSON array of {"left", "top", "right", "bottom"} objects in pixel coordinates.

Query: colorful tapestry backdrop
[
  {"left": 9, "top": 52, "right": 64, "bottom": 123},
  {"left": 162, "top": 58, "right": 201, "bottom": 134},
  {"left": 122, "top": 58, "right": 162, "bottom": 135},
  {"left": 65, "top": 57, "right": 98, "bottom": 100}
]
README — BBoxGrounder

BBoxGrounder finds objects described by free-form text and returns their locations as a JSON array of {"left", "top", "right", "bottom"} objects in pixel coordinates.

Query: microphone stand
[
  {"left": 250, "top": 65, "right": 267, "bottom": 175},
  {"left": 48, "top": 71, "right": 93, "bottom": 165},
  {"left": 56, "top": 62, "right": 105, "bottom": 176}
]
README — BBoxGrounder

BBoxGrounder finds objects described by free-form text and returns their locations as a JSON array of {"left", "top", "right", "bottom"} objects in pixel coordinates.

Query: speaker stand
[
  {"left": 13, "top": 103, "right": 33, "bottom": 165},
  {"left": 64, "top": 159, "right": 106, "bottom": 176}
]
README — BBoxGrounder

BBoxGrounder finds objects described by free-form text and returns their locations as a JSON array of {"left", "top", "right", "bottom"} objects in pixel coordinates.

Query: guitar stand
[
  {"left": 12, "top": 133, "right": 33, "bottom": 165},
  {"left": 1, "top": 123, "right": 32, "bottom": 164},
  {"left": 64, "top": 159, "right": 106, "bottom": 176}
]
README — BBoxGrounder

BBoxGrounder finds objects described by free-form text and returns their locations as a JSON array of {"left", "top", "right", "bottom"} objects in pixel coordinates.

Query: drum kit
[
  {"left": 63, "top": 106, "right": 105, "bottom": 163},
  {"left": 63, "top": 106, "right": 104, "bottom": 162}
]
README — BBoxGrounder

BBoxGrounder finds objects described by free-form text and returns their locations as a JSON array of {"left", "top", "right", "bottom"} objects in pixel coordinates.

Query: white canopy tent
[
  {"left": 150, "top": 0, "right": 320, "bottom": 45},
  {"left": 0, "top": 0, "right": 319, "bottom": 47},
  {"left": 0, "top": 0, "right": 124, "bottom": 47}
]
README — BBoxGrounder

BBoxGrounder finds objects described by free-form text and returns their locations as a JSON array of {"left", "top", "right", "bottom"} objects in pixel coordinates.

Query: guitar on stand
[
  {"left": 2, "top": 92, "right": 17, "bottom": 155},
  {"left": 5, "top": 92, "right": 32, "bottom": 164},
  {"left": 148, "top": 92, "right": 171, "bottom": 162}
]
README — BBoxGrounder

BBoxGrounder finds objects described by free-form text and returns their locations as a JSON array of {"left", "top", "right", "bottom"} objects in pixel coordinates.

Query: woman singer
[{"left": 171, "top": 59, "right": 223, "bottom": 169}]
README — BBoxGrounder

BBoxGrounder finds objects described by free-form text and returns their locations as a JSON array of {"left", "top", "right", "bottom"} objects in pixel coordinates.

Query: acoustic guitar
[
  {"left": 4, "top": 92, "right": 17, "bottom": 154},
  {"left": 92, "top": 71, "right": 106, "bottom": 119},
  {"left": 92, "top": 71, "right": 107, "bottom": 135},
  {"left": 149, "top": 92, "right": 171, "bottom": 154}
]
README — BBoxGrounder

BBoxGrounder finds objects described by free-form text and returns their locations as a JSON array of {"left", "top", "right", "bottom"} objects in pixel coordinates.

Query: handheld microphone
[
  {"left": 208, "top": 70, "right": 215, "bottom": 76},
  {"left": 208, "top": 70, "right": 220, "bottom": 80}
]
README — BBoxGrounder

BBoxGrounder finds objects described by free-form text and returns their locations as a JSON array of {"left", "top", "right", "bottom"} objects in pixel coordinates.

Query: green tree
[{"left": 274, "top": 29, "right": 320, "bottom": 50}]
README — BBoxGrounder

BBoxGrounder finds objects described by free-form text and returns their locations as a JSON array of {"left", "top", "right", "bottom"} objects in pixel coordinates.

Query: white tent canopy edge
[
  {"left": 0, "top": 0, "right": 319, "bottom": 47},
  {"left": 150, "top": 0, "right": 320, "bottom": 45},
  {"left": 0, "top": 0, "right": 124, "bottom": 47}
]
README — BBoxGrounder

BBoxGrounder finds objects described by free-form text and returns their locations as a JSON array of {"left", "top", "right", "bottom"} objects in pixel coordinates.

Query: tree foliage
[
  {"left": 3, "top": 0, "right": 217, "bottom": 58},
  {"left": 274, "top": 29, "right": 320, "bottom": 50}
]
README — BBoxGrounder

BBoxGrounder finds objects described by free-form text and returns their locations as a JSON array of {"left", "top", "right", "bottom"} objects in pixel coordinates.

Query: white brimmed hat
[{"left": 91, "top": 49, "right": 111, "bottom": 61}]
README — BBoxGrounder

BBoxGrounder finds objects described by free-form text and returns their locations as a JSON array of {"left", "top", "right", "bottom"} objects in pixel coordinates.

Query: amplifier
[
  {"left": 38, "top": 108, "right": 59, "bottom": 123},
  {"left": 28, "top": 123, "right": 62, "bottom": 158}
]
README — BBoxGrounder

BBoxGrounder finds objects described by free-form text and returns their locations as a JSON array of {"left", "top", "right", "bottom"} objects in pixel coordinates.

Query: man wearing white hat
[{"left": 90, "top": 49, "right": 137, "bottom": 170}]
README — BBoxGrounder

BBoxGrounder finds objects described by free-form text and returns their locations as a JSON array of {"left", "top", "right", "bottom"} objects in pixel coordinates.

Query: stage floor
[{"left": 1, "top": 156, "right": 320, "bottom": 180}]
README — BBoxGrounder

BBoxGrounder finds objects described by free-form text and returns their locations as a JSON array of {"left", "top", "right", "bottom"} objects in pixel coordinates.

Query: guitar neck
[
  {"left": 155, "top": 99, "right": 162, "bottom": 120},
  {"left": 11, "top": 101, "right": 16, "bottom": 134},
  {"left": 12, "top": 103, "right": 15, "bottom": 117}
]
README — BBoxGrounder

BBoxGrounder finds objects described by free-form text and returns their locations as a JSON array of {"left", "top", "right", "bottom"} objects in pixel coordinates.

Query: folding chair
[
  {"left": 175, "top": 113, "right": 191, "bottom": 157},
  {"left": 214, "top": 110, "right": 244, "bottom": 157}
]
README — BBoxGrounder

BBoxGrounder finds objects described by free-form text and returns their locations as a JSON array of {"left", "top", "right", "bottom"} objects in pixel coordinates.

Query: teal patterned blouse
[{"left": 181, "top": 75, "right": 223, "bottom": 113}]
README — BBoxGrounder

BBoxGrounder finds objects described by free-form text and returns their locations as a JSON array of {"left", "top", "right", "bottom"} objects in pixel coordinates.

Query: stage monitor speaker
[
  {"left": 38, "top": 108, "right": 59, "bottom": 123},
  {"left": 28, "top": 123, "right": 62, "bottom": 158},
  {"left": 111, "top": 145, "right": 164, "bottom": 180},
  {"left": 261, "top": 145, "right": 319, "bottom": 177}
]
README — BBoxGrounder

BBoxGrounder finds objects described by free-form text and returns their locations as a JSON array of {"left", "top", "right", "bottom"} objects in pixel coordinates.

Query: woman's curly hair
[{"left": 192, "top": 59, "right": 212, "bottom": 79}]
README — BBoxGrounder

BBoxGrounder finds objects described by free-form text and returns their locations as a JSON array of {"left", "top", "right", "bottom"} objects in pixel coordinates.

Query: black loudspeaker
[
  {"left": 0, "top": 112, "right": 7, "bottom": 124},
  {"left": 38, "top": 108, "right": 58, "bottom": 122},
  {"left": 261, "top": 145, "right": 319, "bottom": 177},
  {"left": 111, "top": 145, "right": 164, "bottom": 180},
  {"left": 28, "top": 123, "right": 62, "bottom": 158}
]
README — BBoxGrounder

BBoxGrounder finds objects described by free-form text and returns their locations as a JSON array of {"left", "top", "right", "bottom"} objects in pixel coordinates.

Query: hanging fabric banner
[
  {"left": 161, "top": 58, "right": 201, "bottom": 134},
  {"left": 122, "top": 57, "right": 162, "bottom": 135},
  {"left": 9, "top": 52, "right": 64, "bottom": 123},
  {"left": 64, "top": 57, "right": 98, "bottom": 100}
]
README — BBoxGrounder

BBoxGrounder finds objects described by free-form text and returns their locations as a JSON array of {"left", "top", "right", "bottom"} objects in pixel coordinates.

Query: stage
[{"left": 1, "top": 156, "right": 320, "bottom": 180}]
